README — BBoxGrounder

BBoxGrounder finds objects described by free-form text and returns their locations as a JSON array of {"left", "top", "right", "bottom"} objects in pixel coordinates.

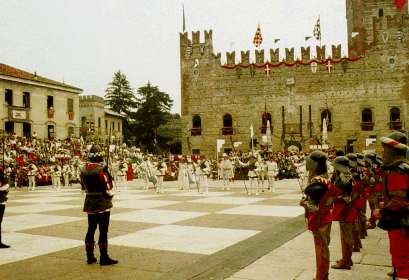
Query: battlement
[
  {"left": 180, "top": 29, "right": 213, "bottom": 46},
  {"left": 221, "top": 45, "right": 343, "bottom": 66},
  {"left": 79, "top": 95, "right": 104, "bottom": 103}
]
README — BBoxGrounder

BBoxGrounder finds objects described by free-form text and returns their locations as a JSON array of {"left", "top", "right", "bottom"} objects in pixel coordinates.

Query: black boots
[
  {"left": 85, "top": 242, "right": 97, "bottom": 264},
  {"left": 99, "top": 243, "right": 118, "bottom": 266},
  {"left": 0, "top": 232, "right": 10, "bottom": 249}
]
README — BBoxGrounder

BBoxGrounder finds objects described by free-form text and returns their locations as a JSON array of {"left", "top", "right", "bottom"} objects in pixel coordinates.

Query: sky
[{"left": 0, "top": 0, "right": 347, "bottom": 113}]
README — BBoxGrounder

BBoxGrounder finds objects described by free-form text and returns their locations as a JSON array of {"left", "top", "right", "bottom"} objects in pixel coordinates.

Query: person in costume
[
  {"left": 27, "top": 163, "right": 38, "bottom": 191},
  {"left": 266, "top": 156, "right": 278, "bottom": 193},
  {"left": 220, "top": 154, "right": 233, "bottom": 190},
  {"left": 375, "top": 132, "right": 409, "bottom": 279},
  {"left": 331, "top": 156, "right": 358, "bottom": 270},
  {"left": 80, "top": 144, "right": 118, "bottom": 266},
  {"left": 199, "top": 159, "right": 211, "bottom": 194},
  {"left": 300, "top": 151, "right": 338, "bottom": 280},
  {"left": 0, "top": 167, "right": 10, "bottom": 248}
]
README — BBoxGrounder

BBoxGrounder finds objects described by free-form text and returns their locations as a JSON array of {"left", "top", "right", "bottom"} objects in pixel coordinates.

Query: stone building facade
[
  {"left": 180, "top": 0, "right": 409, "bottom": 158},
  {"left": 0, "top": 63, "right": 82, "bottom": 139},
  {"left": 79, "top": 95, "right": 124, "bottom": 143}
]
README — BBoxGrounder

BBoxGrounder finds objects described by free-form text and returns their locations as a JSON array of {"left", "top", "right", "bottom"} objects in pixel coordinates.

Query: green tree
[
  {"left": 105, "top": 70, "right": 137, "bottom": 116},
  {"left": 131, "top": 82, "right": 173, "bottom": 152}
]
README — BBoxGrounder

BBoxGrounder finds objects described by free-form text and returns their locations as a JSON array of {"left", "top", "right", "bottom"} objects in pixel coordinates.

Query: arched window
[
  {"left": 191, "top": 115, "right": 202, "bottom": 136},
  {"left": 361, "top": 108, "right": 374, "bottom": 131},
  {"left": 222, "top": 114, "right": 233, "bottom": 135},
  {"left": 390, "top": 107, "right": 402, "bottom": 130},
  {"left": 223, "top": 114, "right": 233, "bottom": 127},
  {"left": 320, "top": 109, "right": 332, "bottom": 131},
  {"left": 390, "top": 107, "right": 400, "bottom": 122},
  {"left": 261, "top": 112, "right": 272, "bottom": 134},
  {"left": 362, "top": 109, "right": 373, "bottom": 123}
]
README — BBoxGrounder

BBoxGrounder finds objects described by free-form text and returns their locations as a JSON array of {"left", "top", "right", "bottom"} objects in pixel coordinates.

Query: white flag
[
  {"left": 250, "top": 125, "right": 254, "bottom": 138},
  {"left": 216, "top": 139, "right": 225, "bottom": 153}
]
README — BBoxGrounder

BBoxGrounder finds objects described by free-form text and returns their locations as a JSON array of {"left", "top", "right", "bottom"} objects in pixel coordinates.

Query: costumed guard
[
  {"left": 80, "top": 145, "right": 118, "bottom": 266},
  {"left": 220, "top": 154, "right": 233, "bottom": 190},
  {"left": 367, "top": 155, "right": 384, "bottom": 229},
  {"left": 62, "top": 161, "right": 72, "bottom": 187},
  {"left": 300, "top": 151, "right": 338, "bottom": 280},
  {"left": 177, "top": 158, "right": 189, "bottom": 190},
  {"left": 51, "top": 164, "right": 62, "bottom": 189},
  {"left": 247, "top": 156, "right": 259, "bottom": 195},
  {"left": 255, "top": 157, "right": 267, "bottom": 192},
  {"left": 266, "top": 156, "right": 278, "bottom": 193},
  {"left": 156, "top": 159, "right": 167, "bottom": 194},
  {"left": 375, "top": 132, "right": 409, "bottom": 279},
  {"left": 0, "top": 167, "right": 10, "bottom": 248},
  {"left": 199, "top": 159, "right": 211, "bottom": 194},
  {"left": 330, "top": 156, "right": 358, "bottom": 270},
  {"left": 27, "top": 163, "right": 38, "bottom": 191}
]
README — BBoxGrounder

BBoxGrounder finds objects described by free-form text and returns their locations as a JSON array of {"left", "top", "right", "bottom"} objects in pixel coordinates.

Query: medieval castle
[{"left": 180, "top": 0, "right": 409, "bottom": 157}]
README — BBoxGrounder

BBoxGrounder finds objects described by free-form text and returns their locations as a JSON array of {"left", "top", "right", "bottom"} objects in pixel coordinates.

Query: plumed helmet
[
  {"left": 331, "top": 156, "right": 350, "bottom": 174},
  {"left": 304, "top": 182, "right": 328, "bottom": 205},
  {"left": 88, "top": 144, "right": 104, "bottom": 163},
  {"left": 381, "top": 131, "right": 408, "bottom": 151},
  {"left": 364, "top": 151, "right": 376, "bottom": 162}
]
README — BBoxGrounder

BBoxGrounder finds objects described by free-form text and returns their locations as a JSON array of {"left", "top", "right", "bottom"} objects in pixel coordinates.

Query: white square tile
[
  {"left": 173, "top": 191, "right": 233, "bottom": 197},
  {"left": 6, "top": 204, "right": 78, "bottom": 214},
  {"left": 114, "top": 199, "right": 180, "bottom": 209},
  {"left": 109, "top": 225, "right": 259, "bottom": 255},
  {"left": 218, "top": 205, "right": 305, "bottom": 217},
  {"left": 273, "top": 193, "right": 302, "bottom": 200},
  {"left": 12, "top": 197, "right": 78, "bottom": 204},
  {"left": 190, "top": 196, "right": 266, "bottom": 205},
  {"left": 113, "top": 194, "right": 159, "bottom": 201},
  {"left": 3, "top": 214, "right": 84, "bottom": 232},
  {"left": 111, "top": 209, "right": 208, "bottom": 224},
  {"left": 0, "top": 233, "right": 82, "bottom": 265}
]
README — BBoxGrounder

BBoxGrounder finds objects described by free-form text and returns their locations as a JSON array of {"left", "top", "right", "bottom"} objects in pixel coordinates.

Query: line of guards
[{"left": 300, "top": 131, "right": 409, "bottom": 280}]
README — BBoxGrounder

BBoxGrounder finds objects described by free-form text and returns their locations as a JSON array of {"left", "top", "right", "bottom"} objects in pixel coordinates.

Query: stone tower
[{"left": 346, "top": 0, "right": 408, "bottom": 55}]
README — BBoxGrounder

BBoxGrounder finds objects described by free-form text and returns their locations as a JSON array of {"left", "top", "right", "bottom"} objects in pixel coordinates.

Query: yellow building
[
  {"left": 0, "top": 63, "right": 82, "bottom": 139},
  {"left": 79, "top": 95, "right": 124, "bottom": 143}
]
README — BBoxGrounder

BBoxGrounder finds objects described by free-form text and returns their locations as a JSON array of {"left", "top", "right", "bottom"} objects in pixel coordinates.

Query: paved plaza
[{"left": 0, "top": 179, "right": 391, "bottom": 279}]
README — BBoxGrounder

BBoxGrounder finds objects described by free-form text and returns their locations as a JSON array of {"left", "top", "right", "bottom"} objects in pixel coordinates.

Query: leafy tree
[
  {"left": 105, "top": 70, "right": 137, "bottom": 116},
  {"left": 130, "top": 82, "right": 173, "bottom": 152}
]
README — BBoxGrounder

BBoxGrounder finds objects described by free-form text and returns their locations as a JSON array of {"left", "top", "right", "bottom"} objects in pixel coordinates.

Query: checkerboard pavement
[{"left": 0, "top": 179, "right": 306, "bottom": 280}]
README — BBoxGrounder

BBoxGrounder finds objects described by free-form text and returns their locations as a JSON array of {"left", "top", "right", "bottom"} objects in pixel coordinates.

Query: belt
[{"left": 86, "top": 192, "right": 104, "bottom": 196}]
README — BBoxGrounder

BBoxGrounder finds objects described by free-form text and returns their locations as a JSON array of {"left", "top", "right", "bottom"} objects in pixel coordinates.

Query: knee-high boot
[
  {"left": 85, "top": 241, "right": 97, "bottom": 264},
  {"left": 99, "top": 243, "right": 118, "bottom": 266}
]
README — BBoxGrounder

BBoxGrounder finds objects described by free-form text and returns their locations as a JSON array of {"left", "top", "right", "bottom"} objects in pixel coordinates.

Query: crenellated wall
[{"left": 180, "top": 3, "right": 409, "bottom": 158}]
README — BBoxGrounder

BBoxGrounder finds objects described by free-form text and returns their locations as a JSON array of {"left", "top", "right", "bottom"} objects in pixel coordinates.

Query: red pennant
[{"left": 396, "top": 0, "right": 406, "bottom": 10}]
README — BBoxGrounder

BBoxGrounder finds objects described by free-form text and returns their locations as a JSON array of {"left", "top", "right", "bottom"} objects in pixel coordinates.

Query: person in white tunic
[
  {"left": 266, "top": 157, "right": 279, "bottom": 193},
  {"left": 255, "top": 158, "right": 267, "bottom": 192},
  {"left": 62, "top": 162, "right": 72, "bottom": 187},
  {"left": 199, "top": 159, "right": 211, "bottom": 194},
  {"left": 27, "top": 163, "right": 38, "bottom": 191},
  {"left": 220, "top": 154, "right": 233, "bottom": 190},
  {"left": 177, "top": 158, "right": 189, "bottom": 190},
  {"left": 186, "top": 159, "right": 196, "bottom": 190},
  {"left": 247, "top": 157, "right": 259, "bottom": 195},
  {"left": 51, "top": 164, "right": 62, "bottom": 189},
  {"left": 156, "top": 160, "right": 167, "bottom": 194}
]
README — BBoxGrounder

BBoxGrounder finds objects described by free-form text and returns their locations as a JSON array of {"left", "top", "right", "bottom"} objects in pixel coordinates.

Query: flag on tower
[
  {"left": 313, "top": 17, "right": 321, "bottom": 41},
  {"left": 253, "top": 24, "right": 263, "bottom": 48},
  {"left": 395, "top": 0, "right": 406, "bottom": 10},
  {"left": 182, "top": 4, "right": 186, "bottom": 32}
]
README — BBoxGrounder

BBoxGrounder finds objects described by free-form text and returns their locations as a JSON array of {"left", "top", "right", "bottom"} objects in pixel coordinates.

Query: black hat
[
  {"left": 364, "top": 151, "right": 376, "bottom": 162},
  {"left": 345, "top": 153, "right": 358, "bottom": 168},
  {"left": 88, "top": 144, "right": 104, "bottom": 162},
  {"left": 335, "top": 150, "right": 345, "bottom": 156},
  {"left": 306, "top": 150, "right": 327, "bottom": 164},
  {"left": 304, "top": 182, "right": 328, "bottom": 205},
  {"left": 381, "top": 131, "right": 408, "bottom": 151},
  {"left": 331, "top": 156, "right": 351, "bottom": 174}
]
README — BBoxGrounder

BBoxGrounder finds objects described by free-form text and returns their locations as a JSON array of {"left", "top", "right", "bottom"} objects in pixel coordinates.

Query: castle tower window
[
  {"left": 191, "top": 115, "right": 202, "bottom": 136},
  {"left": 379, "top": 9, "right": 384, "bottom": 17},
  {"left": 222, "top": 114, "right": 233, "bottom": 135},
  {"left": 361, "top": 108, "right": 374, "bottom": 131},
  {"left": 320, "top": 109, "right": 332, "bottom": 131},
  {"left": 23, "top": 92, "right": 30, "bottom": 108},
  {"left": 261, "top": 112, "right": 272, "bottom": 134},
  {"left": 81, "top": 117, "right": 86, "bottom": 127},
  {"left": 98, "top": 117, "right": 101, "bottom": 128},
  {"left": 5, "top": 89, "right": 13, "bottom": 106},
  {"left": 390, "top": 107, "right": 402, "bottom": 130},
  {"left": 5, "top": 121, "right": 14, "bottom": 134}
]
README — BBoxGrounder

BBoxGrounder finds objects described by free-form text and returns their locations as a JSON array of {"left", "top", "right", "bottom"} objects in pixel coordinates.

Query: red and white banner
[{"left": 395, "top": 0, "right": 406, "bottom": 10}]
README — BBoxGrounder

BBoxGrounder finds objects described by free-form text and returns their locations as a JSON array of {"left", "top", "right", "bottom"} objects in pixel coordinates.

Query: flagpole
[{"left": 319, "top": 15, "right": 322, "bottom": 48}]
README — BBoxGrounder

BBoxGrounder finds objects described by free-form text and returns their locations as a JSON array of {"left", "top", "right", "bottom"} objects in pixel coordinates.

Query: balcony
[
  {"left": 48, "top": 108, "right": 54, "bottom": 118},
  {"left": 361, "top": 122, "right": 374, "bottom": 131},
  {"left": 191, "top": 127, "right": 202, "bottom": 136},
  {"left": 68, "top": 112, "right": 75, "bottom": 121},
  {"left": 390, "top": 121, "right": 402, "bottom": 130},
  {"left": 222, "top": 127, "right": 233, "bottom": 136}
]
